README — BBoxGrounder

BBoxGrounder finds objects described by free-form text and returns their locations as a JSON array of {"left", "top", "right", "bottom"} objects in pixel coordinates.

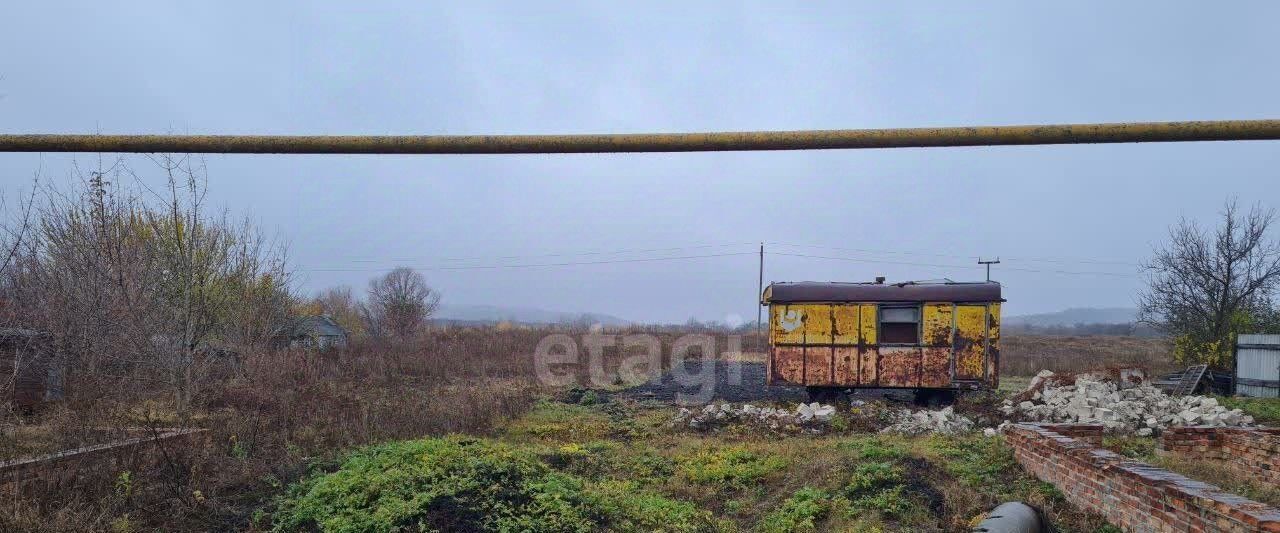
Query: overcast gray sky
[{"left": 2, "top": 2, "right": 1278, "bottom": 323}]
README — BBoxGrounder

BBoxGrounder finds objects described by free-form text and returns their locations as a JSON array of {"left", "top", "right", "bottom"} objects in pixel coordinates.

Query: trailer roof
[{"left": 764, "top": 281, "right": 1002, "bottom": 303}]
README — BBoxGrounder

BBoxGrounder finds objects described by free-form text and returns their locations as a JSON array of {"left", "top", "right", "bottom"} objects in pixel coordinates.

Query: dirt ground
[
  {"left": 613, "top": 361, "right": 917, "bottom": 405},
  {"left": 615, "top": 361, "right": 802, "bottom": 403}
]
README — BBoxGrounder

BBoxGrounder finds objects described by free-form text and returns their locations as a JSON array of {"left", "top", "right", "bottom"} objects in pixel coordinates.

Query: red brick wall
[
  {"left": 1161, "top": 426, "right": 1280, "bottom": 486},
  {"left": 1040, "top": 422, "right": 1104, "bottom": 446},
  {"left": 1007, "top": 423, "right": 1280, "bottom": 532},
  {"left": 0, "top": 428, "right": 207, "bottom": 496}
]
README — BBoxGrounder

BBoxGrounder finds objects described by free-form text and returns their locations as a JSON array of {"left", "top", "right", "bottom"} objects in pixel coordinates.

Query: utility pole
[
  {"left": 757, "top": 243, "right": 764, "bottom": 353},
  {"left": 978, "top": 257, "right": 1001, "bottom": 282}
]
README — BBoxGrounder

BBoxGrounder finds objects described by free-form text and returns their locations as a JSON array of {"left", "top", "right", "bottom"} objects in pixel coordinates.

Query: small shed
[
  {"left": 0, "top": 328, "right": 62, "bottom": 409},
  {"left": 278, "top": 315, "right": 349, "bottom": 350},
  {"left": 1236, "top": 334, "right": 1280, "bottom": 398}
]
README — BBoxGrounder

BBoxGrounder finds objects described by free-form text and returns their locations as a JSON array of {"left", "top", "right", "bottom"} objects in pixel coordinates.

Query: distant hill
[
  {"left": 432, "top": 304, "right": 630, "bottom": 326},
  {"left": 1003, "top": 307, "right": 1160, "bottom": 337},
  {"left": 1004, "top": 307, "right": 1138, "bottom": 328}
]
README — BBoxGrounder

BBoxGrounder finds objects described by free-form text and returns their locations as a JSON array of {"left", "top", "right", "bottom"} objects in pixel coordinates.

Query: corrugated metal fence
[{"left": 1236, "top": 334, "right": 1280, "bottom": 398}]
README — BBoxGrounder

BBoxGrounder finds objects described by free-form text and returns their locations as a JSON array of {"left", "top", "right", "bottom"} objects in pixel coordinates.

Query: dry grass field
[
  {"left": 0, "top": 325, "right": 760, "bottom": 531},
  {"left": 0, "top": 327, "right": 1200, "bottom": 532},
  {"left": 1000, "top": 333, "right": 1176, "bottom": 377}
]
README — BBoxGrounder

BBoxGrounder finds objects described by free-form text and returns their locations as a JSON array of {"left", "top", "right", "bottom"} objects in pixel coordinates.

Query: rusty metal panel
[
  {"left": 955, "top": 305, "right": 986, "bottom": 380},
  {"left": 771, "top": 346, "right": 805, "bottom": 385},
  {"left": 832, "top": 305, "right": 860, "bottom": 345},
  {"left": 987, "top": 303, "right": 1001, "bottom": 340},
  {"left": 859, "top": 304, "right": 877, "bottom": 345},
  {"left": 858, "top": 346, "right": 878, "bottom": 385},
  {"left": 922, "top": 303, "right": 954, "bottom": 347},
  {"left": 805, "top": 346, "right": 834, "bottom": 385},
  {"left": 800, "top": 304, "right": 834, "bottom": 344},
  {"left": 771, "top": 305, "right": 805, "bottom": 345},
  {"left": 921, "top": 347, "right": 951, "bottom": 387},
  {"left": 833, "top": 346, "right": 858, "bottom": 384},
  {"left": 878, "top": 346, "right": 920, "bottom": 387},
  {"left": 987, "top": 303, "right": 1001, "bottom": 388}
]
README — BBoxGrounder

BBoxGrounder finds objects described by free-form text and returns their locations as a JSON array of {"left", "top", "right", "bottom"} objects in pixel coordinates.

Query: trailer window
[{"left": 879, "top": 306, "right": 920, "bottom": 344}]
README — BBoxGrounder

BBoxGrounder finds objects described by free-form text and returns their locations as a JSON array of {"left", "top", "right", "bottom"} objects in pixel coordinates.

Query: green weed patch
[
  {"left": 1219, "top": 396, "right": 1280, "bottom": 425},
  {"left": 273, "top": 436, "right": 718, "bottom": 532},
  {"left": 676, "top": 446, "right": 789, "bottom": 489}
]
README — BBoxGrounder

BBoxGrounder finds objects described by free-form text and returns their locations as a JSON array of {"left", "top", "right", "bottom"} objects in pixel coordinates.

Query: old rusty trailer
[{"left": 762, "top": 280, "right": 1003, "bottom": 404}]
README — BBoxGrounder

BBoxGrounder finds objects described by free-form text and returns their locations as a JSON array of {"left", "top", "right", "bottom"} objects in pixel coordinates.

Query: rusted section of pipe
[{"left": 1, "top": 120, "right": 1280, "bottom": 154}]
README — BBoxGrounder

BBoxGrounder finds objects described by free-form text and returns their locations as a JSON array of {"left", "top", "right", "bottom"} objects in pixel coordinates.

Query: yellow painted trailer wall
[
  {"left": 954, "top": 305, "right": 987, "bottom": 380},
  {"left": 858, "top": 304, "right": 878, "bottom": 385},
  {"left": 921, "top": 303, "right": 954, "bottom": 387},
  {"left": 987, "top": 303, "right": 1001, "bottom": 387},
  {"left": 832, "top": 304, "right": 861, "bottom": 383}
]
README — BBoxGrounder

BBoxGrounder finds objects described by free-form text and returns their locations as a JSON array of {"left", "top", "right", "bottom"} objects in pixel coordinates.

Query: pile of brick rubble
[
  {"left": 1000, "top": 370, "right": 1255, "bottom": 435},
  {"left": 878, "top": 405, "right": 976, "bottom": 436},
  {"left": 671, "top": 402, "right": 837, "bottom": 431}
]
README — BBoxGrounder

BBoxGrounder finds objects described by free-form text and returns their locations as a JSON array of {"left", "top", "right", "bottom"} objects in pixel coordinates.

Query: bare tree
[
  {"left": 0, "top": 177, "right": 39, "bottom": 411},
  {"left": 363, "top": 267, "right": 440, "bottom": 339},
  {"left": 0, "top": 176, "right": 37, "bottom": 278},
  {"left": 143, "top": 154, "right": 292, "bottom": 414},
  {"left": 1138, "top": 200, "right": 1280, "bottom": 367}
]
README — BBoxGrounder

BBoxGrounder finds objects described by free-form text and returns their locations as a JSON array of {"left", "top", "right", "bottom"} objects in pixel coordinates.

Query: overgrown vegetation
[
  {"left": 0, "top": 165, "right": 1213, "bottom": 530},
  {"left": 0, "top": 318, "right": 1178, "bottom": 530},
  {"left": 0, "top": 165, "right": 772, "bottom": 531},
  {"left": 273, "top": 400, "right": 1114, "bottom": 532}
]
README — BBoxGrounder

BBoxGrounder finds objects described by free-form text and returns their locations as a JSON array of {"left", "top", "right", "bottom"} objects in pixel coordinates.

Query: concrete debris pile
[
  {"left": 880, "top": 406, "right": 976, "bottom": 436},
  {"left": 1001, "top": 370, "right": 1255, "bottom": 435},
  {"left": 671, "top": 402, "right": 837, "bottom": 432}
]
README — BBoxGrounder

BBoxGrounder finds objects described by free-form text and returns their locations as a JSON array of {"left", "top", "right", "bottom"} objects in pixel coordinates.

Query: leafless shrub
[
  {"left": 361, "top": 267, "right": 440, "bottom": 340},
  {"left": 0, "top": 156, "right": 292, "bottom": 420}
]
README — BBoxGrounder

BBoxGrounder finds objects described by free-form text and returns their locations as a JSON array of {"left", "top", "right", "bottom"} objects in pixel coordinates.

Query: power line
[
  {"left": 301, "top": 242, "right": 1137, "bottom": 278},
  {"left": 999, "top": 254, "right": 1139, "bottom": 267},
  {"left": 339, "top": 242, "right": 757, "bottom": 265},
  {"left": 768, "top": 252, "right": 1136, "bottom": 278},
  {"left": 299, "top": 251, "right": 756, "bottom": 273},
  {"left": 317, "top": 240, "right": 1137, "bottom": 271},
  {"left": 767, "top": 242, "right": 974, "bottom": 261},
  {"left": 768, "top": 252, "right": 985, "bottom": 271},
  {"left": 768, "top": 242, "right": 1140, "bottom": 267}
]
